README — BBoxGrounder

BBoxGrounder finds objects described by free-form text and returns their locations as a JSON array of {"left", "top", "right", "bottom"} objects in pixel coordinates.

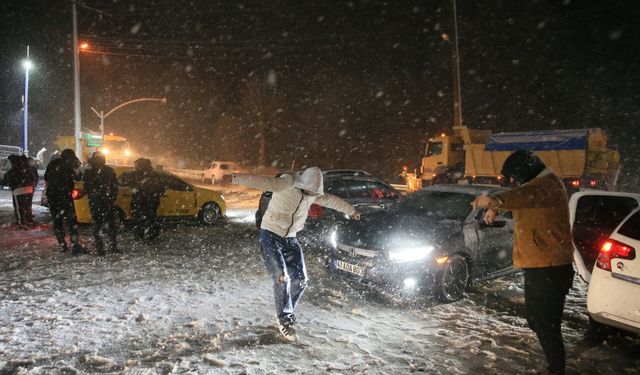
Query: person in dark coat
[
  {"left": 83, "top": 152, "right": 119, "bottom": 255},
  {"left": 26, "top": 156, "right": 39, "bottom": 189},
  {"left": 44, "top": 149, "right": 83, "bottom": 254},
  {"left": 1, "top": 155, "right": 35, "bottom": 228},
  {"left": 472, "top": 151, "right": 574, "bottom": 375},
  {"left": 121, "top": 158, "right": 165, "bottom": 243}
]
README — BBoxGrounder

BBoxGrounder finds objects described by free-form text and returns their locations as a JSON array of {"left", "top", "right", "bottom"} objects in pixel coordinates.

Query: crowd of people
[
  {"left": 2, "top": 148, "right": 576, "bottom": 374},
  {"left": 1, "top": 149, "right": 166, "bottom": 255}
]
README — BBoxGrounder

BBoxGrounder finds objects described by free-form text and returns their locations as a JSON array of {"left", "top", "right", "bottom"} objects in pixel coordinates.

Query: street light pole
[
  {"left": 90, "top": 97, "right": 167, "bottom": 140},
  {"left": 451, "top": 0, "right": 463, "bottom": 129},
  {"left": 22, "top": 46, "right": 31, "bottom": 156},
  {"left": 72, "top": 1, "right": 82, "bottom": 160}
]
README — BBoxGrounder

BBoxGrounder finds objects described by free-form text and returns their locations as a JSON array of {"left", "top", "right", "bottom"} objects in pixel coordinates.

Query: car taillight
[
  {"left": 589, "top": 179, "right": 599, "bottom": 188},
  {"left": 596, "top": 239, "right": 636, "bottom": 271},
  {"left": 71, "top": 189, "right": 81, "bottom": 200},
  {"left": 570, "top": 179, "right": 581, "bottom": 188},
  {"left": 308, "top": 204, "right": 324, "bottom": 218}
]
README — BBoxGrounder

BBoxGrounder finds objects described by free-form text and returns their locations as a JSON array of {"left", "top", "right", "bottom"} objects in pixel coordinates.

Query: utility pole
[
  {"left": 23, "top": 46, "right": 30, "bottom": 156},
  {"left": 451, "top": 0, "right": 463, "bottom": 130},
  {"left": 72, "top": 1, "right": 82, "bottom": 159}
]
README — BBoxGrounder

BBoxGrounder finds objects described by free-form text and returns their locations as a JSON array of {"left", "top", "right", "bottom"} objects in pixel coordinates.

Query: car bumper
[
  {"left": 327, "top": 248, "right": 442, "bottom": 294},
  {"left": 587, "top": 267, "right": 640, "bottom": 335}
]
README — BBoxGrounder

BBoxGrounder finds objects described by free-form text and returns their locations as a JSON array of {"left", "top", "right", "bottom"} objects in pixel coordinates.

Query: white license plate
[{"left": 335, "top": 259, "right": 365, "bottom": 277}]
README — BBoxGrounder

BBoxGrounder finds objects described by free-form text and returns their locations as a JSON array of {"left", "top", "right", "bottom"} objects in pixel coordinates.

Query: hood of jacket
[{"left": 293, "top": 167, "right": 323, "bottom": 195}]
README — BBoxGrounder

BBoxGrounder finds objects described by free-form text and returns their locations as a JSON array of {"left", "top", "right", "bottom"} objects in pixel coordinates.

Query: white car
[
  {"left": 201, "top": 161, "right": 246, "bottom": 185},
  {"left": 570, "top": 190, "right": 640, "bottom": 342}
]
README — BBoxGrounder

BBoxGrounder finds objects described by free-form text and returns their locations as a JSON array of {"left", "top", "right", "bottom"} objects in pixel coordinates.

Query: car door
[
  {"left": 472, "top": 208, "right": 514, "bottom": 275},
  {"left": 158, "top": 175, "right": 198, "bottom": 217},
  {"left": 570, "top": 191, "right": 640, "bottom": 283}
]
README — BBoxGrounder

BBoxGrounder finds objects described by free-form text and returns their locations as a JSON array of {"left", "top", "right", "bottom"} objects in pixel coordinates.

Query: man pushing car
[{"left": 232, "top": 167, "right": 360, "bottom": 342}]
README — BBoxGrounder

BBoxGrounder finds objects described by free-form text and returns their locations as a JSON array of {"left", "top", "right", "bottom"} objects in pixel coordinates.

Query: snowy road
[{"left": 0, "top": 187, "right": 638, "bottom": 374}]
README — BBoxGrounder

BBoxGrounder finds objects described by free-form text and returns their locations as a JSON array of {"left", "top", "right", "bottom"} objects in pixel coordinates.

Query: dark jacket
[
  {"left": 120, "top": 169, "right": 165, "bottom": 211},
  {"left": 493, "top": 169, "right": 574, "bottom": 269},
  {"left": 44, "top": 158, "right": 77, "bottom": 201},
  {"left": 83, "top": 165, "right": 119, "bottom": 205},
  {"left": 2, "top": 158, "right": 35, "bottom": 191}
]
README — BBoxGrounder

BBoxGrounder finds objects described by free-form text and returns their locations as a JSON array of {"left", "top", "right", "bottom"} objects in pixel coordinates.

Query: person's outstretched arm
[
  {"left": 314, "top": 193, "right": 360, "bottom": 220},
  {"left": 231, "top": 174, "right": 292, "bottom": 192}
]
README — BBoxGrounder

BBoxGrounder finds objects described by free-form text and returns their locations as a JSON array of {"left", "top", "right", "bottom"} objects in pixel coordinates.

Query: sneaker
[{"left": 278, "top": 322, "right": 298, "bottom": 342}]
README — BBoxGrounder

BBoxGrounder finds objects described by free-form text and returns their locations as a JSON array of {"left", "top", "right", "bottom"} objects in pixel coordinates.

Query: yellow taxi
[{"left": 72, "top": 166, "right": 226, "bottom": 225}]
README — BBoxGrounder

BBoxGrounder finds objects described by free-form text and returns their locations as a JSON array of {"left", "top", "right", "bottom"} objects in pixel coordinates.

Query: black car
[
  {"left": 327, "top": 185, "right": 516, "bottom": 302},
  {"left": 255, "top": 170, "right": 402, "bottom": 229}
]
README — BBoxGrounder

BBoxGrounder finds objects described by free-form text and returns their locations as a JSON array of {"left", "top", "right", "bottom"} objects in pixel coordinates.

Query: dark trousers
[
  {"left": 12, "top": 193, "right": 34, "bottom": 226},
  {"left": 260, "top": 230, "right": 308, "bottom": 324},
  {"left": 49, "top": 198, "right": 79, "bottom": 245},
  {"left": 524, "top": 264, "right": 574, "bottom": 375},
  {"left": 132, "top": 202, "right": 160, "bottom": 241},
  {"left": 90, "top": 202, "right": 118, "bottom": 252}
]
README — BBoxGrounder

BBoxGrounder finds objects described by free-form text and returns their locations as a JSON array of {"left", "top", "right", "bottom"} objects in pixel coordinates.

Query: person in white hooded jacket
[{"left": 232, "top": 167, "right": 360, "bottom": 341}]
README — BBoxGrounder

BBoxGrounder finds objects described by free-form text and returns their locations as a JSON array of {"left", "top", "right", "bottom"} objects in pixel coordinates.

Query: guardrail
[{"left": 165, "top": 167, "right": 203, "bottom": 181}]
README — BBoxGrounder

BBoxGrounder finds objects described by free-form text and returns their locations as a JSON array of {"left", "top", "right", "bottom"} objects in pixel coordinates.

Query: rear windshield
[
  {"left": 393, "top": 191, "right": 474, "bottom": 220},
  {"left": 618, "top": 210, "right": 640, "bottom": 240}
]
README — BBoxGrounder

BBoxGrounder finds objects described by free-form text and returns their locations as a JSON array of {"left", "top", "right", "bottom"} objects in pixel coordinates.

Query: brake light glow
[
  {"left": 596, "top": 239, "right": 636, "bottom": 271},
  {"left": 589, "top": 179, "right": 598, "bottom": 188},
  {"left": 570, "top": 180, "right": 581, "bottom": 188},
  {"left": 71, "top": 189, "right": 81, "bottom": 200},
  {"left": 308, "top": 204, "right": 324, "bottom": 218}
]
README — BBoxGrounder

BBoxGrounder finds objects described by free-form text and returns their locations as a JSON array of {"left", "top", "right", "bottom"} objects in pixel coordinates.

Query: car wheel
[
  {"left": 437, "top": 254, "right": 469, "bottom": 302},
  {"left": 199, "top": 202, "right": 221, "bottom": 225}
]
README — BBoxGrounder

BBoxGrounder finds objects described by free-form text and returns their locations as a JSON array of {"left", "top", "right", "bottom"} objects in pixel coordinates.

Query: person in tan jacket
[
  {"left": 472, "top": 150, "right": 574, "bottom": 375},
  {"left": 232, "top": 167, "right": 360, "bottom": 341}
]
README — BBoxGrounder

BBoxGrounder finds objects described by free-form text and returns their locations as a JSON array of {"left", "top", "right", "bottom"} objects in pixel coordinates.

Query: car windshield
[{"left": 392, "top": 190, "right": 475, "bottom": 220}]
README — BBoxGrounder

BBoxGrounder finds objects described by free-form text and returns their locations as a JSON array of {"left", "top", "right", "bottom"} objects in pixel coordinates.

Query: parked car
[
  {"left": 254, "top": 170, "right": 402, "bottom": 229},
  {"left": 327, "top": 184, "right": 516, "bottom": 302},
  {"left": 69, "top": 166, "right": 226, "bottom": 226},
  {"left": 0, "top": 157, "right": 10, "bottom": 188},
  {"left": 202, "top": 161, "right": 247, "bottom": 185},
  {"left": 570, "top": 190, "right": 640, "bottom": 342}
]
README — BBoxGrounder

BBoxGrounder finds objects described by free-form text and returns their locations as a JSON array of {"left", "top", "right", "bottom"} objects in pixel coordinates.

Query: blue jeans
[{"left": 260, "top": 230, "right": 308, "bottom": 324}]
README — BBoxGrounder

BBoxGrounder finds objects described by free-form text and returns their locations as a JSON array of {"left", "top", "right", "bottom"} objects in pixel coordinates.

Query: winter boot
[
  {"left": 71, "top": 243, "right": 86, "bottom": 256},
  {"left": 95, "top": 242, "right": 106, "bottom": 256},
  {"left": 58, "top": 242, "right": 69, "bottom": 253}
]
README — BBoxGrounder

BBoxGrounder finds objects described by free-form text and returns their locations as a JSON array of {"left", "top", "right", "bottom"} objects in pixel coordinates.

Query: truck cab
[{"left": 420, "top": 134, "right": 465, "bottom": 185}]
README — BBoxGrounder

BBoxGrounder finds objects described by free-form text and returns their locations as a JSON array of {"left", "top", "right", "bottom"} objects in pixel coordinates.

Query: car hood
[{"left": 336, "top": 211, "right": 462, "bottom": 251}]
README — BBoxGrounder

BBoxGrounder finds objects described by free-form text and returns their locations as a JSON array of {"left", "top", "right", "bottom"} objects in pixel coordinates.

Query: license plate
[{"left": 335, "top": 259, "right": 365, "bottom": 277}]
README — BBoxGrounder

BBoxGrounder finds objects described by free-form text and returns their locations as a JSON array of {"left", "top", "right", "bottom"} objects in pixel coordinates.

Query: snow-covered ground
[{"left": 0, "top": 186, "right": 638, "bottom": 375}]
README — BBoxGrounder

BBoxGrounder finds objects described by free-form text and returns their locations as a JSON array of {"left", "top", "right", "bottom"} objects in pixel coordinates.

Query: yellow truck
[
  {"left": 54, "top": 132, "right": 134, "bottom": 165},
  {"left": 404, "top": 126, "right": 621, "bottom": 192}
]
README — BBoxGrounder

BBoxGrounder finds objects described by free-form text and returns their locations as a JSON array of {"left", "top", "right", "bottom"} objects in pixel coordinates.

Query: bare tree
[{"left": 240, "top": 76, "right": 283, "bottom": 167}]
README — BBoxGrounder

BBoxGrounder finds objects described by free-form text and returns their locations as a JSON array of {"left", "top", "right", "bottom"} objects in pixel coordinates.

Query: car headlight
[
  {"left": 388, "top": 246, "right": 434, "bottom": 263},
  {"left": 329, "top": 230, "right": 338, "bottom": 248}
]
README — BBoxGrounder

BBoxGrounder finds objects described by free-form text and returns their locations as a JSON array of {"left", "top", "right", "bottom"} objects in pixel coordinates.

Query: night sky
[{"left": 1, "top": 0, "right": 639, "bottom": 184}]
